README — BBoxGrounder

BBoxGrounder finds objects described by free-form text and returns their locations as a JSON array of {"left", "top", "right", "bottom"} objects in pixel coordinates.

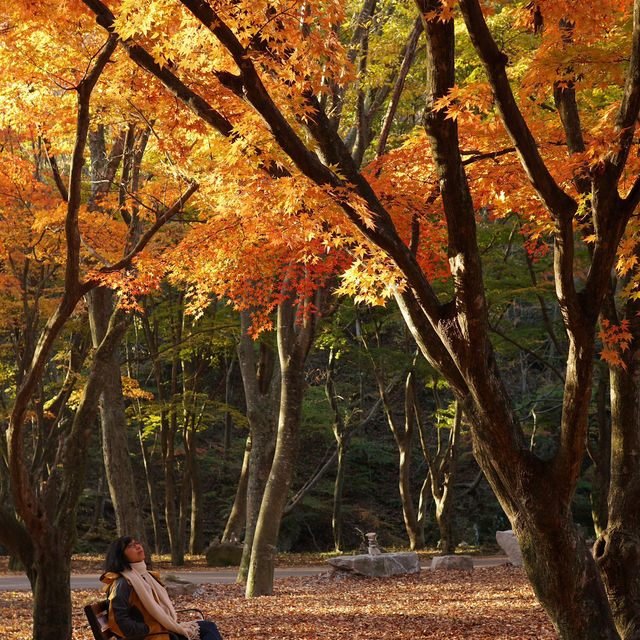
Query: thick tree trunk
[
  {"left": 88, "top": 288, "right": 147, "bottom": 544},
  {"left": 464, "top": 385, "right": 620, "bottom": 640},
  {"left": 31, "top": 535, "right": 73, "bottom": 640},
  {"left": 222, "top": 435, "right": 250, "bottom": 543},
  {"left": 594, "top": 361, "right": 640, "bottom": 640}
]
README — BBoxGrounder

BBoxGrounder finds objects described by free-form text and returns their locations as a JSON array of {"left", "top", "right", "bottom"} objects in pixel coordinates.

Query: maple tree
[
  {"left": 67, "top": 0, "right": 640, "bottom": 639},
  {"left": 3, "top": 0, "right": 640, "bottom": 639},
  {"left": 0, "top": 4, "right": 199, "bottom": 639}
]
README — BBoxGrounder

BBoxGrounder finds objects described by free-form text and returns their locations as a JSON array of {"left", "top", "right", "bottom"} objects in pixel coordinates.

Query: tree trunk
[
  {"left": 138, "top": 427, "right": 162, "bottom": 554},
  {"left": 246, "top": 288, "right": 321, "bottom": 597},
  {"left": 223, "top": 355, "right": 236, "bottom": 460},
  {"left": 88, "top": 287, "right": 147, "bottom": 544},
  {"left": 238, "top": 421, "right": 275, "bottom": 581},
  {"left": 31, "top": 535, "right": 73, "bottom": 640},
  {"left": 235, "top": 311, "right": 279, "bottom": 582},
  {"left": 379, "top": 368, "right": 425, "bottom": 550},
  {"left": 435, "top": 495, "right": 454, "bottom": 554},
  {"left": 590, "top": 366, "right": 610, "bottom": 537},
  {"left": 332, "top": 437, "right": 346, "bottom": 552},
  {"left": 428, "top": 400, "right": 461, "bottom": 555},
  {"left": 165, "top": 294, "right": 184, "bottom": 565},
  {"left": 594, "top": 358, "right": 640, "bottom": 640},
  {"left": 222, "top": 434, "right": 250, "bottom": 543},
  {"left": 188, "top": 425, "right": 204, "bottom": 554},
  {"left": 398, "top": 442, "right": 423, "bottom": 550},
  {"left": 246, "top": 344, "right": 306, "bottom": 596}
]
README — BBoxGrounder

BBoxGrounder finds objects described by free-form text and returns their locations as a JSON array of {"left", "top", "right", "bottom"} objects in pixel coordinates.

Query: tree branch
[{"left": 457, "top": 0, "right": 577, "bottom": 221}]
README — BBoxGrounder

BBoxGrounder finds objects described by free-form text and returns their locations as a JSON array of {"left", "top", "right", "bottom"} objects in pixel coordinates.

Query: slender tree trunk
[
  {"left": 138, "top": 427, "right": 161, "bottom": 554},
  {"left": 164, "top": 294, "right": 184, "bottom": 565},
  {"left": 332, "top": 437, "right": 346, "bottom": 552},
  {"left": 188, "top": 424, "right": 204, "bottom": 554},
  {"left": 178, "top": 461, "right": 191, "bottom": 558},
  {"left": 379, "top": 369, "right": 424, "bottom": 550},
  {"left": 223, "top": 355, "right": 235, "bottom": 460},
  {"left": 88, "top": 288, "right": 147, "bottom": 544},
  {"left": 429, "top": 401, "right": 461, "bottom": 555},
  {"left": 590, "top": 366, "right": 610, "bottom": 537},
  {"left": 222, "top": 434, "right": 250, "bottom": 543},
  {"left": 398, "top": 442, "right": 423, "bottom": 550}
]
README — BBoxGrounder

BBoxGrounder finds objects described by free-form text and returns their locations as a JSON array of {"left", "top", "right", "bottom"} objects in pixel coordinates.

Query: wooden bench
[{"left": 84, "top": 600, "right": 204, "bottom": 640}]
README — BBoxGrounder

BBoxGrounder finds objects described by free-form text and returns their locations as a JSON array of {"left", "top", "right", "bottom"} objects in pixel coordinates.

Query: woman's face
[{"left": 124, "top": 539, "right": 145, "bottom": 564}]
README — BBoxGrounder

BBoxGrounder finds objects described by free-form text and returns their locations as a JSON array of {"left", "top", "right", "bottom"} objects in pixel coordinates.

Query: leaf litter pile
[{"left": 1, "top": 566, "right": 557, "bottom": 639}]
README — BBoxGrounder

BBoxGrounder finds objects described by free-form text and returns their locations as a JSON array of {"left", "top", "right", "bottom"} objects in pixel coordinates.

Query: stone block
[
  {"left": 327, "top": 552, "right": 420, "bottom": 577},
  {"left": 162, "top": 573, "right": 198, "bottom": 596},
  {"left": 495, "top": 529, "right": 523, "bottom": 567},
  {"left": 205, "top": 541, "right": 243, "bottom": 567},
  {"left": 430, "top": 555, "right": 473, "bottom": 571}
]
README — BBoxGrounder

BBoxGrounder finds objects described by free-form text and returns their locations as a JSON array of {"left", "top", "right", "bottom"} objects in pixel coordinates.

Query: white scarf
[{"left": 122, "top": 561, "right": 200, "bottom": 640}]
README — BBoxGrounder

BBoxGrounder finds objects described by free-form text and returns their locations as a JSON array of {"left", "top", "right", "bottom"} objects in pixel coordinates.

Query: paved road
[{"left": 0, "top": 556, "right": 508, "bottom": 592}]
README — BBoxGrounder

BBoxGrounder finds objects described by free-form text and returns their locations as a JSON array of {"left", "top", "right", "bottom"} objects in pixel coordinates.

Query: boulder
[
  {"left": 162, "top": 573, "right": 199, "bottom": 597},
  {"left": 430, "top": 555, "right": 473, "bottom": 571},
  {"left": 496, "top": 529, "right": 523, "bottom": 567},
  {"left": 205, "top": 541, "right": 243, "bottom": 567},
  {"left": 327, "top": 552, "right": 420, "bottom": 578}
]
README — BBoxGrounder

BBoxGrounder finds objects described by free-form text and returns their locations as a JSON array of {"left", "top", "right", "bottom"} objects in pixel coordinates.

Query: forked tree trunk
[
  {"left": 246, "top": 357, "right": 306, "bottom": 596},
  {"left": 28, "top": 304, "right": 127, "bottom": 640},
  {"left": 423, "top": 399, "right": 461, "bottom": 555},
  {"left": 246, "top": 288, "right": 322, "bottom": 597}
]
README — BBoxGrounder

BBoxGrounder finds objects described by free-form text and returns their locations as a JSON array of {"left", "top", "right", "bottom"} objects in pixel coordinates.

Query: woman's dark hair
[{"left": 104, "top": 536, "right": 134, "bottom": 573}]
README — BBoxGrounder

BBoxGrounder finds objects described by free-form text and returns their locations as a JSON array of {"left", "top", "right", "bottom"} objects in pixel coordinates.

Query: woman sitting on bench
[{"left": 101, "top": 536, "right": 223, "bottom": 640}]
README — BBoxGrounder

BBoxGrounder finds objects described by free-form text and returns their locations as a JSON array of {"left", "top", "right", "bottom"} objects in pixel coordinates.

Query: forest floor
[{"left": 1, "top": 561, "right": 557, "bottom": 639}]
